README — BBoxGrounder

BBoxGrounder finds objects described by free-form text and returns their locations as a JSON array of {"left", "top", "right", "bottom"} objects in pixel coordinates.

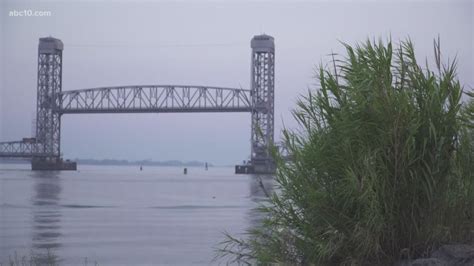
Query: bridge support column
[
  {"left": 236, "top": 34, "right": 275, "bottom": 174},
  {"left": 33, "top": 37, "right": 74, "bottom": 170}
]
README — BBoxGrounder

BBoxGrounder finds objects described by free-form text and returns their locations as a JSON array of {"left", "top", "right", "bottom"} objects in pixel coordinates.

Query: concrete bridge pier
[{"left": 31, "top": 157, "right": 77, "bottom": 171}]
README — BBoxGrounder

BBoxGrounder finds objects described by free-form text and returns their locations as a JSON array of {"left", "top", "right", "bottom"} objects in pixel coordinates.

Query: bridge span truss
[
  {"left": 0, "top": 140, "right": 46, "bottom": 158},
  {"left": 58, "top": 85, "right": 251, "bottom": 114}
]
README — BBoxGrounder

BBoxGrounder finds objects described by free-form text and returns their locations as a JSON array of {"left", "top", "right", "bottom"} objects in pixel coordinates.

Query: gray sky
[{"left": 0, "top": 0, "right": 472, "bottom": 165}]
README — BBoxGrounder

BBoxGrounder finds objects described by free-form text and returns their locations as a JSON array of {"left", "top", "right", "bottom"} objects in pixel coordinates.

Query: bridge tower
[
  {"left": 249, "top": 34, "right": 275, "bottom": 173},
  {"left": 32, "top": 37, "right": 72, "bottom": 169}
]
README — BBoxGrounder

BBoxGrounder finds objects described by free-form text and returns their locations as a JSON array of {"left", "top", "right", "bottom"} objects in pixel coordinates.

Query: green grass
[{"left": 217, "top": 37, "right": 474, "bottom": 265}]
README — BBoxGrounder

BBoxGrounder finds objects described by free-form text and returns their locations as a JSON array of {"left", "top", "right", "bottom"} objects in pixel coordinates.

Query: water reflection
[
  {"left": 249, "top": 174, "right": 275, "bottom": 201},
  {"left": 30, "top": 171, "right": 62, "bottom": 252},
  {"left": 247, "top": 174, "right": 275, "bottom": 230}
]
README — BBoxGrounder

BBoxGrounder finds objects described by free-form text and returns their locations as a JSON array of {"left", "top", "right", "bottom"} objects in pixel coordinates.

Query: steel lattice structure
[
  {"left": 250, "top": 35, "right": 275, "bottom": 173},
  {"left": 0, "top": 141, "right": 46, "bottom": 158},
  {"left": 36, "top": 37, "right": 63, "bottom": 159},
  {"left": 0, "top": 35, "right": 277, "bottom": 173},
  {"left": 58, "top": 85, "right": 251, "bottom": 114}
]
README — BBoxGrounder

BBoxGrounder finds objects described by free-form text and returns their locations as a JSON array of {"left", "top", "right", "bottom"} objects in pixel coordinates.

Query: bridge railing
[{"left": 58, "top": 85, "right": 252, "bottom": 114}]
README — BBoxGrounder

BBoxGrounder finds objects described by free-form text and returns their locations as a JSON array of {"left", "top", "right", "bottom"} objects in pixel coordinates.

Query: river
[{"left": 0, "top": 163, "right": 273, "bottom": 265}]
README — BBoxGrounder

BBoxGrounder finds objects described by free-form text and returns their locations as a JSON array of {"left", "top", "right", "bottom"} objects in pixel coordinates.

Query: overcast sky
[{"left": 0, "top": 0, "right": 472, "bottom": 165}]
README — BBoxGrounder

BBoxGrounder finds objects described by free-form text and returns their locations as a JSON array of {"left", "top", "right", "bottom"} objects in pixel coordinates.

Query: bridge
[{"left": 0, "top": 35, "right": 276, "bottom": 174}]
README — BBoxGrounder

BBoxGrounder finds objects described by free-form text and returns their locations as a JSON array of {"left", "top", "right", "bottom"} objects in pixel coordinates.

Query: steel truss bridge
[
  {"left": 0, "top": 35, "right": 276, "bottom": 173},
  {"left": 59, "top": 85, "right": 252, "bottom": 114}
]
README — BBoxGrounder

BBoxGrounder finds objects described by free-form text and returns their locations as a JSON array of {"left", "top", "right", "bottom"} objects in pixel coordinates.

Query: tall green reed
[{"left": 218, "top": 38, "right": 474, "bottom": 265}]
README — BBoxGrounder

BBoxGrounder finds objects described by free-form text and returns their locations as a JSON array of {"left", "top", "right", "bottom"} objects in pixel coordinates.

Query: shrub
[{"left": 218, "top": 38, "right": 474, "bottom": 265}]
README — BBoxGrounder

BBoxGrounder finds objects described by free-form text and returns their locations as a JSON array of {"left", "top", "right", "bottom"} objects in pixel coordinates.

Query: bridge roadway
[{"left": 0, "top": 85, "right": 252, "bottom": 158}]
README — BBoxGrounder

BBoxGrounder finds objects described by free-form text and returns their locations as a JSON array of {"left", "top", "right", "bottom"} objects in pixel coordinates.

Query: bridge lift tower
[
  {"left": 32, "top": 37, "right": 74, "bottom": 170},
  {"left": 236, "top": 35, "right": 275, "bottom": 174},
  {"left": 0, "top": 35, "right": 276, "bottom": 174}
]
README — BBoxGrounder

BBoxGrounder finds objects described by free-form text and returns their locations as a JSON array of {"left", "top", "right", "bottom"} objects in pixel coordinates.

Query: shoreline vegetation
[
  {"left": 0, "top": 250, "right": 98, "bottom": 266},
  {"left": 0, "top": 158, "right": 214, "bottom": 167},
  {"left": 218, "top": 37, "right": 474, "bottom": 265}
]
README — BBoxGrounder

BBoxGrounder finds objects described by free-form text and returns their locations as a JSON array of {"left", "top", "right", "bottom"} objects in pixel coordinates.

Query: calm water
[{"left": 0, "top": 164, "right": 273, "bottom": 265}]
